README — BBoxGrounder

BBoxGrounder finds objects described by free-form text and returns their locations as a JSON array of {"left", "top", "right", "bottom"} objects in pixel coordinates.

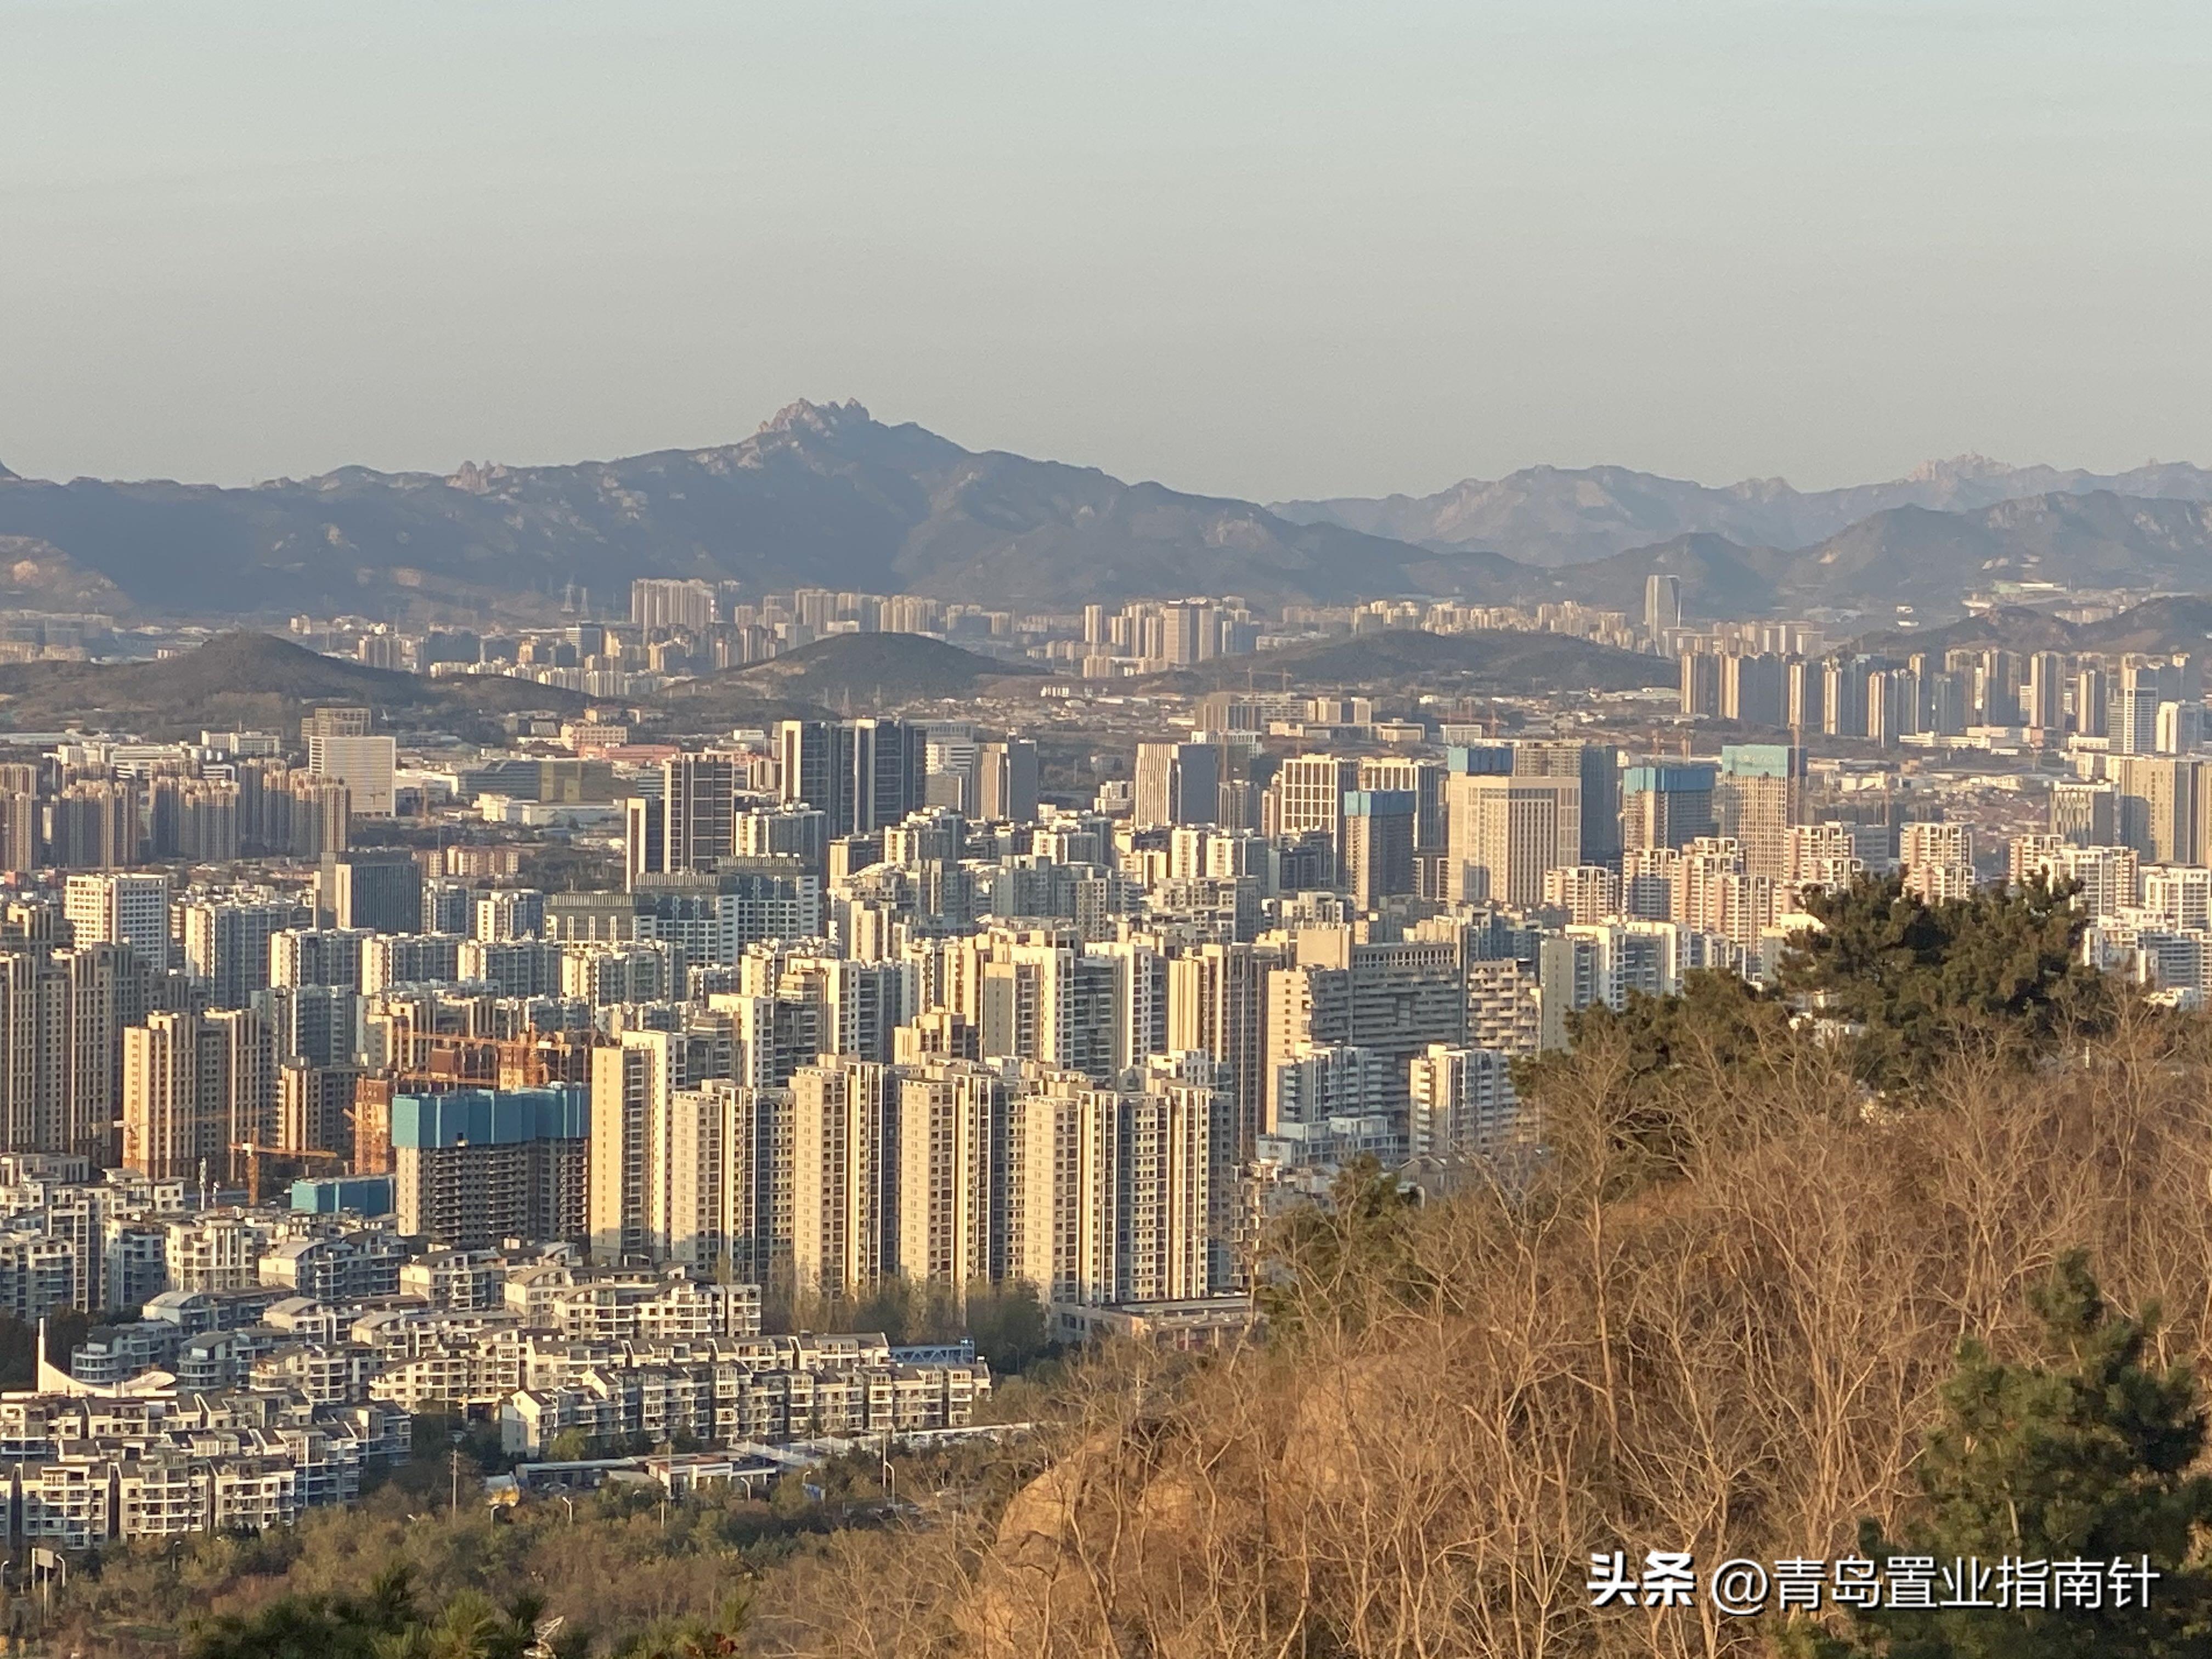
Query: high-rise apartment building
[
  {"left": 896, "top": 1058, "right": 1008, "bottom": 1290},
  {"left": 389, "top": 1086, "right": 589, "bottom": 1250},
  {"left": 180, "top": 900, "right": 313, "bottom": 1009},
  {"left": 630, "top": 578, "right": 715, "bottom": 634},
  {"left": 122, "top": 1008, "right": 268, "bottom": 1181},
  {"left": 47, "top": 779, "right": 139, "bottom": 869},
  {"left": 1007, "top": 1056, "right": 1226, "bottom": 1306},
  {"left": 588, "top": 1030, "right": 682, "bottom": 1265},
  {"left": 1266, "top": 926, "right": 1464, "bottom": 1123},
  {"left": 270, "top": 928, "right": 374, "bottom": 991},
  {"left": 647, "top": 1080, "right": 794, "bottom": 1282},
  {"left": 0, "top": 941, "right": 149, "bottom": 1162},
  {"left": 1165, "top": 941, "right": 1272, "bottom": 1160},
  {"left": 790, "top": 1057, "right": 899, "bottom": 1297},
  {"left": 1407, "top": 1044, "right": 1519, "bottom": 1158},
  {"left": 65, "top": 873, "right": 170, "bottom": 968}
]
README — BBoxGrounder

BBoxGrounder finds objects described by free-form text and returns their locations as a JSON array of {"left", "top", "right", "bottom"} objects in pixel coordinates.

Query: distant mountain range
[
  {"left": 1274, "top": 455, "right": 2212, "bottom": 567},
  {"left": 3, "top": 405, "right": 2212, "bottom": 622},
  {"left": 1853, "top": 595, "right": 2212, "bottom": 659},
  {"left": 0, "top": 402, "right": 1509, "bottom": 622}
]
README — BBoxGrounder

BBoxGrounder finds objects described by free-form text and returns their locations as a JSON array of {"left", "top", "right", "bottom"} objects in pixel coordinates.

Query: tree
[
  {"left": 184, "top": 1571, "right": 557, "bottom": 1659},
  {"left": 610, "top": 1592, "right": 751, "bottom": 1658},
  {"left": 1513, "top": 967, "right": 1810, "bottom": 1187},
  {"left": 544, "top": 1428, "right": 595, "bottom": 1463},
  {"left": 1256, "top": 1154, "right": 1429, "bottom": 1341},
  {"left": 1804, "top": 1251, "right": 2212, "bottom": 1657},
  {"left": 963, "top": 1278, "right": 1059, "bottom": 1375},
  {"left": 1779, "top": 873, "right": 2107, "bottom": 1087}
]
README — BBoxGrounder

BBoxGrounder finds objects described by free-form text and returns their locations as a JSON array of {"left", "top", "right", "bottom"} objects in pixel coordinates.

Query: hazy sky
[{"left": 5, "top": 1, "right": 2211, "bottom": 501}]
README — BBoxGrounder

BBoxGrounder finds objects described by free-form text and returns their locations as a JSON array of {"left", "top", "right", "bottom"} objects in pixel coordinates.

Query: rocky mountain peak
[{"left": 759, "top": 398, "right": 872, "bottom": 439}]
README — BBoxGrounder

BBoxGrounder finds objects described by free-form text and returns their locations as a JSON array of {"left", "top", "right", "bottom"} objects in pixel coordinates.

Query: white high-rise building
[
  {"left": 1407, "top": 1044, "right": 1519, "bottom": 1159},
  {"left": 65, "top": 873, "right": 171, "bottom": 968},
  {"left": 1445, "top": 775, "right": 1580, "bottom": 907},
  {"left": 630, "top": 578, "right": 715, "bottom": 634}
]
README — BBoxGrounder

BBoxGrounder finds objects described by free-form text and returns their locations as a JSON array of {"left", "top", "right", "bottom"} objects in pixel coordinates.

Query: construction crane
[{"left": 230, "top": 1143, "right": 345, "bottom": 1207}]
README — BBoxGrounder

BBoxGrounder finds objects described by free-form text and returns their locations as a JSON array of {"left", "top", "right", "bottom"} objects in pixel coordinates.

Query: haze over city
[{"left": 8, "top": 1, "right": 2212, "bottom": 498}]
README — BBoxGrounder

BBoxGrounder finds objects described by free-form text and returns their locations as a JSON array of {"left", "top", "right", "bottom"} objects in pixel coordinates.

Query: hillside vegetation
[
  {"left": 741, "top": 878, "right": 2212, "bottom": 1658},
  {"left": 0, "top": 632, "right": 584, "bottom": 740},
  {"left": 689, "top": 631, "right": 1043, "bottom": 710}
]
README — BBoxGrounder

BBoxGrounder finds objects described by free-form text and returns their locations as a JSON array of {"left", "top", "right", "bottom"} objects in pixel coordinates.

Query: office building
[
  {"left": 1513, "top": 740, "right": 1621, "bottom": 868},
  {"left": 1720, "top": 653, "right": 1787, "bottom": 727},
  {"left": 1714, "top": 744, "right": 1803, "bottom": 881},
  {"left": 307, "top": 733, "right": 397, "bottom": 817},
  {"left": 977, "top": 740, "right": 1040, "bottom": 823},
  {"left": 2050, "top": 780, "right": 2117, "bottom": 847},
  {"left": 775, "top": 720, "right": 926, "bottom": 838},
  {"left": 2026, "top": 652, "right": 2067, "bottom": 736},
  {"left": 1621, "top": 763, "right": 1717, "bottom": 853},
  {"left": 1133, "top": 742, "right": 1222, "bottom": 830},
  {"left": 327, "top": 851, "right": 424, "bottom": 935},
  {"left": 1269, "top": 755, "right": 1361, "bottom": 851},
  {"left": 1445, "top": 775, "right": 1580, "bottom": 906},
  {"left": 1645, "top": 573, "right": 1682, "bottom": 636},
  {"left": 659, "top": 754, "right": 740, "bottom": 875},
  {"left": 2111, "top": 755, "right": 2208, "bottom": 866}
]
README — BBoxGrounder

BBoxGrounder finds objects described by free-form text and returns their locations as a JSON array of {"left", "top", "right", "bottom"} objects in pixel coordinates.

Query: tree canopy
[
  {"left": 1778, "top": 872, "right": 2107, "bottom": 1086},
  {"left": 1804, "top": 1251, "right": 2212, "bottom": 1658}
]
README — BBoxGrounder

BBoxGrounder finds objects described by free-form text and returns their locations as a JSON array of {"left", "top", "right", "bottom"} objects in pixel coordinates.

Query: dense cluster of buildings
[{"left": 0, "top": 566, "right": 2200, "bottom": 1543}]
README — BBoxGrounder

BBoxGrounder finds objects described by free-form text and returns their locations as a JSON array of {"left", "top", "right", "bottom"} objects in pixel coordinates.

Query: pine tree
[
  {"left": 1776, "top": 872, "right": 2104, "bottom": 1087},
  {"left": 1802, "top": 1251, "right": 2212, "bottom": 1657}
]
